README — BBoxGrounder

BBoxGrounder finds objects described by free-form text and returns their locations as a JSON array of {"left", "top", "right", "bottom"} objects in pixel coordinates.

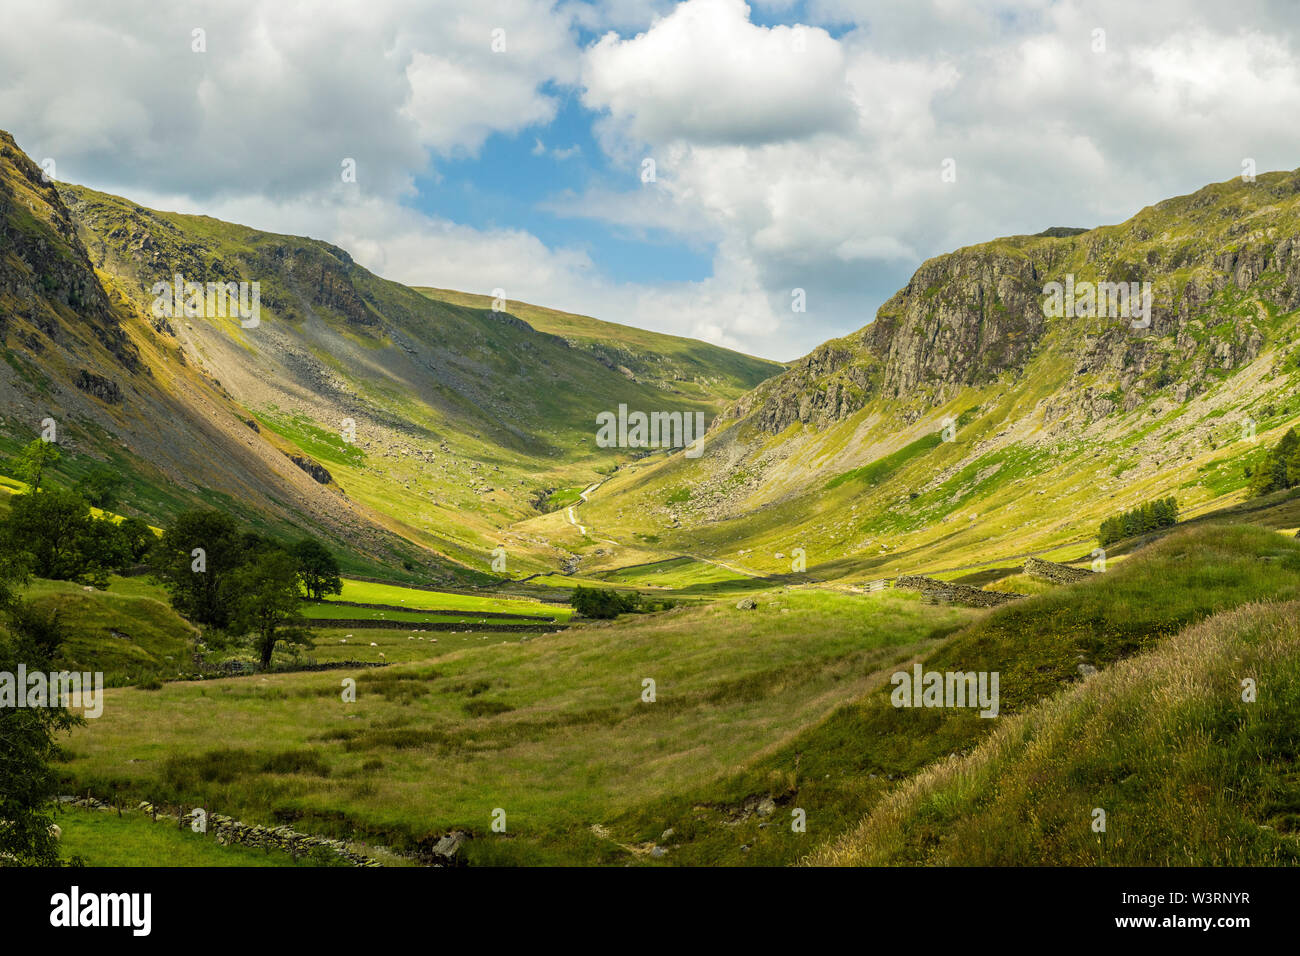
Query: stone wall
[
  {"left": 1022, "top": 556, "right": 1094, "bottom": 584},
  {"left": 62, "top": 796, "right": 381, "bottom": 866},
  {"left": 893, "top": 575, "right": 1023, "bottom": 607}
]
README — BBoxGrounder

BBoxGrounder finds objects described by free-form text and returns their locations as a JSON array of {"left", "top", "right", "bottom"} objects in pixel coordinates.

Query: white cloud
[
  {"left": 581, "top": 0, "right": 854, "bottom": 147},
  {"left": 0, "top": 0, "right": 579, "bottom": 199}
]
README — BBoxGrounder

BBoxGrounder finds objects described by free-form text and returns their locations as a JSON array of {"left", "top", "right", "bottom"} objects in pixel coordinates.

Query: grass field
[
  {"left": 24, "top": 521, "right": 1300, "bottom": 867},
  {"left": 330, "top": 579, "right": 571, "bottom": 620},
  {"left": 56, "top": 589, "right": 974, "bottom": 864},
  {"left": 303, "top": 604, "right": 559, "bottom": 625}
]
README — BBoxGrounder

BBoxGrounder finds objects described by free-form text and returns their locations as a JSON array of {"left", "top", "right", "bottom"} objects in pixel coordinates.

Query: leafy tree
[
  {"left": 13, "top": 439, "right": 60, "bottom": 492},
  {"left": 292, "top": 537, "right": 342, "bottom": 601},
  {"left": 0, "top": 561, "right": 80, "bottom": 865},
  {"left": 117, "top": 517, "right": 157, "bottom": 563},
  {"left": 571, "top": 586, "right": 641, "bottom": 619},
  {"left": 74, "top": 465, "right": 125, "bottom": 509},
  {"left": 1250, "top": 428, "right": 1300, "bottom": 497},
  {"left": 153, "top": 510, "right": 245, "bottom": 628},
  {"left": 2, "top": 488, "right": 130, "bottom": 586},
  {"left": 231, "top": 549, "right": 314, "bottom": 668}
]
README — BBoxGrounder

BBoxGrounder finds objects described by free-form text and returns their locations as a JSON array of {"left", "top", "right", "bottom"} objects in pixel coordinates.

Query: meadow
[{"left": 55, "top": 588, "right": 974, "bottom": 865}]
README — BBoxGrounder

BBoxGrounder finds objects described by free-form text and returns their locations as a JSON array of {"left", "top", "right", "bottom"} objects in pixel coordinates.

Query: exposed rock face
[
  {"left": 893, "top": 575, "right": 1023, "bottom": 607},
  {"left": 1022, "top": 556, "right": 1093, "bottom": 584},
  {"left": 0, "top": 131, "right": 139, "bottom": 371},
  {"left": 74, "top": 369, "right": 122, "bottom": 404},
  {"left": 729, "top": 172, "right": 1300, "bottom": 437},
  {"left": 289, "top": 454, "right": 332, "bottom": 485}
]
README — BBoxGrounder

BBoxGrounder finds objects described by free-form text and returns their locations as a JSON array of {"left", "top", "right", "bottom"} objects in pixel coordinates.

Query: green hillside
[
  {"left": 810, "top": 597, "right": 1300, "bottom": 866},
  {"left": 576, "top": 168, "right": 1300, "bottom": 583}
]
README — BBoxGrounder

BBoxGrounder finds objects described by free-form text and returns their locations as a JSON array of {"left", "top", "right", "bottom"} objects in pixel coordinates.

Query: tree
[
  {"left": 153, "top": 510, "right": 245, "bottom": 628},
  {"left": 2, "top": 488, "right": 130, "bottom": 586},
  {"left": 1249, "top": 428, "right": 1300, "bottom": 497},
  {"left": 75, "top": 465, "right": 125, "bottom": 509},
  {"left": 231, "top": 549, "right": 314, "bottom": 668},
  {"left": 571, "top": 586, "right": 640, "bottom": 619},
  {"left": 13, "top": 439, "right": 60, "bottom": 493},
  {"left": 0, "top": 560, "right": 80, "bottom": 865},
  {"left": 292, "top": 537, "right": 342, "bottom": 601},
  {"left": 118, "top": 517, "right": 157, "bottom": 563}
]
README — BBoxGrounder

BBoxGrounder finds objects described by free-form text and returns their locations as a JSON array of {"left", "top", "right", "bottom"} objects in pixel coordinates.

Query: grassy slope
[
  {"left": 56, "top": 806, "right": 316, "bottom": 867},
  {"left": 810, "top": 599, "right": 1300, "bottom": 865},
  {"left": 51, "top": 183, "right": 779, "bottom": 580},
  {"left": 607, "top": 524, "right": 1300, "bottom": 866},
  {"left": 15, "top": 578, "right": 198, "bottom": 687},
  {"left": 414, "top": 287, "right": 782, "bottom": 401},
  {"left": 579, "top": 170, "right": 1300, "bottom": 585}
]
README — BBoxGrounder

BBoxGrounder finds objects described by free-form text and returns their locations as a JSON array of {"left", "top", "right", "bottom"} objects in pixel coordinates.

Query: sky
[{"left": 3, "top": 0, "right": 1300, "bottom": 361}]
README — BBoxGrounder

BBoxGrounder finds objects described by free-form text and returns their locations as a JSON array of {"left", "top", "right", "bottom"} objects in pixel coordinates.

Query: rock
[
  {"left": 756, "top": 797, "right": 776, "bottom": 817},
  {"left": 289, "top": 454, "right": 332, "bottom": 484},
  {"left": 429, "top": 830, "right": 470, "bottom": 864},
  {"left": 1077, "top": 663, "right": 1098, "bottom": 677},
  {"left": 660, "top": 828, "right": 675, "bottom": 842},
  {"left": 736, "top": 597, "right": 757, "bottom": 610},
  {"left": 73, "top": 369, "right": 122, "bottom": 404},
  {"left": 649, "top": 845, "right": 666, "bottom": 858}
]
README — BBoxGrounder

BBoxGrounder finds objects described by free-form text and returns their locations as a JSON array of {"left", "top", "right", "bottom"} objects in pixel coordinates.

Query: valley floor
[{"left": 41, "top": 521, "right": 1300, "bottom": 866}]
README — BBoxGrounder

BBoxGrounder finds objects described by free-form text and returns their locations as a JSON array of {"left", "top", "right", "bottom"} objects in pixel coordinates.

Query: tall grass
[{"left": 809, "top": 600, "right": 1300, "bottom": 865}]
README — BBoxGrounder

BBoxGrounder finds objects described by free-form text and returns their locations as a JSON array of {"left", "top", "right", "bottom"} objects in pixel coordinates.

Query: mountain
[
  {"left": 0, "top": 129, "right": 781, "bottom": 578},
  {"left": 580, "top": 169, "right": 1300, "bottom": 580},
  {"left": 415, "top": 287, "right": 779, "bottom": 402}
]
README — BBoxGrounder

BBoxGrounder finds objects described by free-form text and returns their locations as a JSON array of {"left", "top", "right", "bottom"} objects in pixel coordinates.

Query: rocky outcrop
[
  {"left": 74, "top": 369, "right": 122, "bottom": 404},
  {"left": 289, "top": 453, "right": 332, "bottom": 485},
  {"left": 0, "top": 131, "right": 139, "bottom": 371},
  {"left": 728, "top": 172, "right": 1300, "bottom": 438}
]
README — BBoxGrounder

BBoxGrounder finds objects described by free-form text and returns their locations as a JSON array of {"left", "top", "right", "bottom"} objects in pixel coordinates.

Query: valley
[{"left": 3, "top": 124, "right": 1300, "bottom": 868}]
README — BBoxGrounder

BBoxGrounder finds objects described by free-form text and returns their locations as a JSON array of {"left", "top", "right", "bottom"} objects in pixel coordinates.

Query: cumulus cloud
[
  {"left": 581, "top": 0, "right": 854, "bottom": 147},
  {"left": 0, "top": 0, "right": 578, "bottom": 199},
  {"left": 4, "top": 0, "right": 1300, "bottom": 361}
]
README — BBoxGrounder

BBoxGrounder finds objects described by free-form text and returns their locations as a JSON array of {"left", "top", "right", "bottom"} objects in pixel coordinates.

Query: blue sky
[{"left": 411, "top": 91, "right": 716, "bottom": 286}]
